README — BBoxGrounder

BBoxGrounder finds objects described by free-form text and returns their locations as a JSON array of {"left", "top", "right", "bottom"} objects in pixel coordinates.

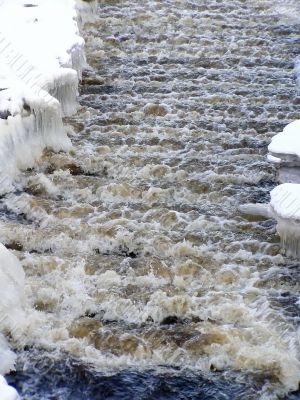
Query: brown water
[{"left": 3, "top": 0, "right": 300, "bottom": 398}]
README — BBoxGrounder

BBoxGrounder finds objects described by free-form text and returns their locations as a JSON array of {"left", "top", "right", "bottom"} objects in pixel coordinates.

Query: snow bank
[
  {"left": 0, "top": 0, "right": 91, "bottom": 194},
  {"left": 0, "top": 0, "right": 95, "bottom": 396}
]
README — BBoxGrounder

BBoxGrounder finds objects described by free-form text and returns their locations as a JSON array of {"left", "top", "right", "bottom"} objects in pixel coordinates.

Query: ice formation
[
  {"left": 0, "top": 87, "right": 72, "bottom": 195},
  {"left": 270, "top": 184, "right": 300, "bottom": 220},
  {"left": 0, "top": 0, "right": 88, "bottom": 194},
  {"left": 76, "top": 0, "right": 98, "bottom": 26},
  {"left": 269, "top": 183, "right": 300, "bottom": 257}
]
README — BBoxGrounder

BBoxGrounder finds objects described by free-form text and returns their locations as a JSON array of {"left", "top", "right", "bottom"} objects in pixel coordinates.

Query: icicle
[
  {"left": 70, "top": 43, "right": 87, "bottom": 80},
  {"left": 42, "top": 68, "right": 79, "bottom": 116},
  {"left": 76, "top": 0, "right": 98, "bottom": 26},
  {"left": 270, "top": 183, "right": 300, "bottom": 258},
  {"left": 276, "top": 217, "right": 300, "bottom": 258},
  {"left": 0, "top": 88, "right": 71, "bottom": 194}
]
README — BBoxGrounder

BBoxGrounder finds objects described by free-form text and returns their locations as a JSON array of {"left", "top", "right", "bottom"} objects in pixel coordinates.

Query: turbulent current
[{"left": 3, "top": 0, "right": 300, "bottom": 398}]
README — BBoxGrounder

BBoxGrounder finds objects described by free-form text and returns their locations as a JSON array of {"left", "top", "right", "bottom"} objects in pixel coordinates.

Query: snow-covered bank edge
[{"left": 0, "top": 0, "right": 96, "bottom": 398}]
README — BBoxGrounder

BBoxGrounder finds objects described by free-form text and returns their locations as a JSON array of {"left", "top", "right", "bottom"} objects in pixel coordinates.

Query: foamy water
[{"left": 2, "top": 0, "right": 300, "bottom": 398}]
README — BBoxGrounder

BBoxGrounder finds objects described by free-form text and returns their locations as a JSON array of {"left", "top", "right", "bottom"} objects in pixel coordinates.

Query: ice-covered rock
[{"left": 268, "top": 120, "right": 300, "bottom": 165}]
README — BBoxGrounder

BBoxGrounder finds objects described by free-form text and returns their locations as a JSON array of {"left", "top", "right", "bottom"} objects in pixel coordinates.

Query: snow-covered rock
[{"left": 268, "top": 120, "right": 300, "bottom": 165}]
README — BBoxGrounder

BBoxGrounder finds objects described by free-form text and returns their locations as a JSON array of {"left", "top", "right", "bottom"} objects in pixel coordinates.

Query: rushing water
[{"left": 2, "top": 0, "right": 300, "bottom": 398}]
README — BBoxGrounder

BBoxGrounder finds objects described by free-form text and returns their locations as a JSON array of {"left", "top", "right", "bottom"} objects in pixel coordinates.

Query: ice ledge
[
  {"left": 0, "top": 0, "right": 95, "bottom": 397},
  {"left": 0, "top": 0, "right": 94, "bottom": 194}
]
